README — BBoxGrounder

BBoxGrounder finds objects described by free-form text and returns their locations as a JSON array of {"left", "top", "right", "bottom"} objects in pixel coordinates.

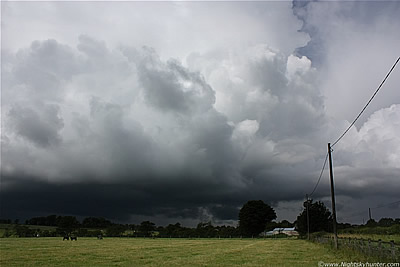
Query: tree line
[
  {"left": 296, "top": 199, "right": 400, "bottom": 234},
  {"left": 1, "top": 199, "right": 398, "bottom": 238},
  {"left": 0, "top": 200, "right": 282, "bottom": 238}
]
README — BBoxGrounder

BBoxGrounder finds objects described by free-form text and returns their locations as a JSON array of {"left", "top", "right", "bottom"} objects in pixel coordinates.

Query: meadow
[{"left": 0, "top": 237, "right": 372, "bottom": 266}]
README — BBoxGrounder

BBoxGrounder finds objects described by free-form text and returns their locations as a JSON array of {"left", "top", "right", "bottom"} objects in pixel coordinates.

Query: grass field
[{"left": 0, "top": 238, "right": 371, "bottom": 266}]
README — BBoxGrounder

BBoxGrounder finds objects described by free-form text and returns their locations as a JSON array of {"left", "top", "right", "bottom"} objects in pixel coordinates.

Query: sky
[{"left": 1, "top": 1, "right": 399, "bottom": 226}]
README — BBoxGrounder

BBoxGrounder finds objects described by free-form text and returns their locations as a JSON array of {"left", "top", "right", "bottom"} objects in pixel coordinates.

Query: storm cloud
[{"left": 1, "top": 1, "right": 399, "bottom": 225}]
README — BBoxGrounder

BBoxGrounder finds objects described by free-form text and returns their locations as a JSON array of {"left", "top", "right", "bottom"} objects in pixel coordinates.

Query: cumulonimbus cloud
[{"left": 1, "top": 1, "right": 399, "bottom": 224}]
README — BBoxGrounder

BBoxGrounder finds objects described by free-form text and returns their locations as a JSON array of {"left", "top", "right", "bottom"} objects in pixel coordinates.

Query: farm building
[{"left": 260, "top": 227, "right": 299, "bottom": 237}]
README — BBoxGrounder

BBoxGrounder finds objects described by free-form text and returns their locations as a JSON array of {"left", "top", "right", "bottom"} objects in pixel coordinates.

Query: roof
[{"left": 273, "top": 227, "right": 296, "bottom": 231}]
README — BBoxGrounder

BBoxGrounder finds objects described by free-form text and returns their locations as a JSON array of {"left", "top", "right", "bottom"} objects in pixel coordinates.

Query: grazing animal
[
  {"left": 63, "top": 236, "right": 69, "bottom": 241},
  {"left": 70, "top": 236, "right": 77, "bottom": 241},
  {"left": 97, "top": 235, "right": 103, "bottom": 240}
]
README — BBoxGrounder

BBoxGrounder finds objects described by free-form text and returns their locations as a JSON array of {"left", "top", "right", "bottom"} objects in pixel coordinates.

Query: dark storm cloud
[
  {"left": 1, "top": 168, "right": 313, "bottom": 224},
  {"left": 2, "top": 35, "right": 399, "bottom": 224},
  {"left": 1, "top": 1, "right": 399, "bottom": 225}
]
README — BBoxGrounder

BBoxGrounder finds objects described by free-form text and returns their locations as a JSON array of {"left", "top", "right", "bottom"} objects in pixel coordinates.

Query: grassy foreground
[{"left": 1, "top": 238, "right": 364, "bottom": 266}]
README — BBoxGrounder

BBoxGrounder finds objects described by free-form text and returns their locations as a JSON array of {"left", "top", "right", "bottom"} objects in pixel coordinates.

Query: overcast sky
[{"left": 1, "top": 1, "right": 399, "bottom": 226}]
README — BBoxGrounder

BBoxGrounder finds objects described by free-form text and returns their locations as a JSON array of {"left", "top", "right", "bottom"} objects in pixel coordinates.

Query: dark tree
[
  {"left": 216, "top": 225, "right": 239, "bottom": 238},
  {"left": 138, "top": 221, "right": 156, "bottom": 237},
  {"left": 196, "top": 222, "right": 216, "bottom": 238},
  {"left": 238, "top": 200, "right": 277, "bottom": 237},
  {"left": 378, "top": 218, "right": 395, "bottom": 227},
  {"left": 105, "top": 225, "right": 126, "bottom": 237},
  {"left": 82, "top": 217, "right": 113, "bottom": 228},
  {"left": 56, "top": 216, "right": 80, "bottom": 229},
  {"left": 26, "top": 215, "right": 58, "bottom": 226},
  {"left": 163, "top": 223, "right": 183, "bottom": 238},
  {"left": 14, "top": 225, "right": 35, "bottom": 237},
  {"left": 0, "top": 219, "right": 12, "bottom": 224},
  {"left": 54, "top": 216, "right": 80, "bottom": 236},
  {"left": 278, "top": 220, "right": 294, "bottom": 228},
  {"left": 366, "top": 219, "right": 378, "bottom": 227},
  {"left": 296, "top": 200, "right": 332, "bottom": 234}
]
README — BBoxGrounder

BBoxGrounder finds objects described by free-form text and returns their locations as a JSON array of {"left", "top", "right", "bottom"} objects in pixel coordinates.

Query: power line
[
  {"left": 309, "top": 152, "right": 329, "bottom": 197},
  {"left": 331, "top": 56, "right": 400, "bottom": 147},
  {"left": 371, "top": 200, "right": 400, "bottom": 210}
]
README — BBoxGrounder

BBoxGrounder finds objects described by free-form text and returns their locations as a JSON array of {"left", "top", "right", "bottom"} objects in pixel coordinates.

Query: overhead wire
[
  {"left": 331, "top": 56, "right": 400, "bottom": 147},
  {"left": 305, "top": 56, "right": 400, "bottom": 226},
  {"left": 308, "top": 152, "right": 329, "bottom": 198}
]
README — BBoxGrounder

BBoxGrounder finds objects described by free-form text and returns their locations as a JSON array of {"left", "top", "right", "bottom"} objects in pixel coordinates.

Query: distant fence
[{"left": 313, "top": 236, "right": 400, "bottom": 261}]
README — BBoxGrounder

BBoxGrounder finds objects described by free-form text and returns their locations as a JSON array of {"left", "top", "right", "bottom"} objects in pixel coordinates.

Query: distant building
[{"left": 260, "top": 227, "right": 299, "bottom": 237}]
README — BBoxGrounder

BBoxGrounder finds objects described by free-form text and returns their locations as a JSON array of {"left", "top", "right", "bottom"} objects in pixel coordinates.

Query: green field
[{"left": 0, "top": 238, "right": 370, "bottom": 266}]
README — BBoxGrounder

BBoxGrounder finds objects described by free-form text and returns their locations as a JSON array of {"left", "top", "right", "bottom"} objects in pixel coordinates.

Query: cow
[
  {"left": 70, "top": 236, "right": 77, "bottom": 241},
  {"left": 63, "top": 236, "right": 69, "bottom": 241},
  {"left": 97, "top": 235, "right": 103, "bottom": 240}
]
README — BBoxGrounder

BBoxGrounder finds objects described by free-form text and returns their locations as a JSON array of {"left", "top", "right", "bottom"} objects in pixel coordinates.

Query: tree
[
  {"left": 138, "top": 221, "right": 156, "bottom": 237},
  {"left": 14, "top": 225, "right": 35, "bottom": 237},
  {"left": 238, "top": 200, "right": 277, "bottom": 237},
  {"left": 163, "top": 223, "right": 182, "bottom": 237},
  {"left": 56, "top": 216, "right": 80, "bottom": 229},
  {"left": 366, "top": 219, "right": 378, "bottom": 227},
  {"left": 0, "top": 219, "right": 12, "bottom": 224},
  {"left": 196, "top": 222, "right": 216, "bottom": 238},
  {"left": 216, "top": 225, "right": 239, "bottom": 238},
  {"left": 296, "top": 200, "right": 332, "bottom": 234},
  {"left": 26, "top": 215, "right": 57, "bottom": 226},
  {"left": 82, "top": 217, "right": 113, "bottom": 228},
  {"left": 278, "top": 220, "right": 294, "bottom": 228},
  {"left": 378, "top": 218, "right": 395, "bottom": 227},
  {"left": 106, "top": 225, "right": 126, "bottom": 237},
  {"left": 55, "top": 216, "right": 80, "bottom": 235}
]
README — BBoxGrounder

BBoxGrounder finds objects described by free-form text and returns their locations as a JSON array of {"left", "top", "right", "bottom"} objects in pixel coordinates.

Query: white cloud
[
  {"left": 299, "top": 1, "right": 400, "bottom": 126},
  {"left": 334, "top": 104, "right": 400, "bottom": 169}
]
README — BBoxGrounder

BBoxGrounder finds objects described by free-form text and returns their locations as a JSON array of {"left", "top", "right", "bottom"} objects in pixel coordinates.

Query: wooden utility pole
[
  {"left": 306, "top": 194, "right": 310, "bottom": 240},
  {"left": 369, "top": 208, "right": 372, "bottom": 221},
  {"left": 328, "top": 143, "right": 338, "bottom": 249}
]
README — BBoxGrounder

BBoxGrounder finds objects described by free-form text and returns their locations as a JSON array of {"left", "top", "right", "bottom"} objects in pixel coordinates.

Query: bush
[
  {"left": 310, "top": 231, "right": 329, "bottom": 239},
  {"left": 14, "top": 225, "right": 35, "bottom": 237},
  {"left": 339, "top": 224, "right": 400, "bottom": 235}
]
